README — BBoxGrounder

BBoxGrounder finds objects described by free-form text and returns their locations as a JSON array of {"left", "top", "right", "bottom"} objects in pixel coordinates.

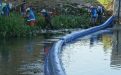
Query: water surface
[
  {"left": 0, "top": 29, "right": 81, "bottom": 75},
  {"left": 0, "top": 32, "right": 63, "bottom": 75},
  {"left": 62, "top": 32, "right": 121, "bottom": 75}
]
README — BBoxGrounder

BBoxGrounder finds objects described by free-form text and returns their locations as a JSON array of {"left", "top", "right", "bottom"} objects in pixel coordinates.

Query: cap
[
  {"left": 90, "top": 6, "right": 93, "bottom": 8},
  {"left": 9, "top": 3, "right": 12, "bottom": 9},
  {"left": 98, "top": 6, "right": 101, "bottom": 9},
  {"left": 26, "top": 8, "right": 30, "bottom": 11},
  {"left": 41, "top": 9, "right": 46, "bottom": 12}
]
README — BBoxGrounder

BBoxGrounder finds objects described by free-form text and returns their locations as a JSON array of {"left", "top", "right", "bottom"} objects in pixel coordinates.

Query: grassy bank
[
  {"left": 0, "top": 11, "right": 41, "bottom": 37},
  {"left": 31, "top": 13, "right": 90, "bottom": 29},
  {"left": 0, "top": 11, "right": 90, "bottom": 38}
]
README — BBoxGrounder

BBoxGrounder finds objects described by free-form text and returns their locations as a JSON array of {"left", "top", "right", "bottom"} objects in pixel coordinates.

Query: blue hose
[{"left": 44, "top": 15, "right": 114, "bottom": 75}]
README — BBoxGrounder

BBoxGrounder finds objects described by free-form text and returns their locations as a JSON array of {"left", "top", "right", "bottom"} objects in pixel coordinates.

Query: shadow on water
[{"left": 0, "top": 32, "right": 64, "bottom": 75}]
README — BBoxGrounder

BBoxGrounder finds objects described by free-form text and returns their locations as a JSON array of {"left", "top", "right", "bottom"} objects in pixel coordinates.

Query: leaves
[
  {"left": 0, "top": 11, "right": 90, "bottom": 37},
  {"left": 0, "top": 11, "right": 40, "bottom": 37}
]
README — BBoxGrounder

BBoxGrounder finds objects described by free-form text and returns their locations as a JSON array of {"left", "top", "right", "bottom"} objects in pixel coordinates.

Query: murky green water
[
  {"left": 0, "top": 32, "right": 65, "bottom": 75},
  {"left": 1, "top": 29, "right": 119, "bottom": 75},
  {"left": 62, "top": 33, "right": 121, "bottom": 75},
  {"left": 0, "top": 28, "right": 81, "bottom": 75}
]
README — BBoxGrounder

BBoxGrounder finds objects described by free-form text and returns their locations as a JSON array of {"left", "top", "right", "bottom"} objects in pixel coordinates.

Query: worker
[
  {"left": 2, "top": 3, "right": 10, "bottom": 17},
  {"left": 97, "top": 6, "right": 104, "bottom": 24},
  {"left": 90, "top": 6, "right": 97, "bottom": 27},
  {"left": 41, "top": 9, "right": 55, "bottom": 32},
  {"left": 0, "top": 0, "right": 7, "bottom": 16},
  {"left": 25, "top": 8, "right": 35, "bottom": 26},
  {"left": 0, "top": 1, "right": 2, "bottom": 16},
  {"left": 20, "top": 0, "right": 27, "bottom": 17}
]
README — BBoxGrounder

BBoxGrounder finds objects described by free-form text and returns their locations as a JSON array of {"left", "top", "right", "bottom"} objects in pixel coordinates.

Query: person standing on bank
[
  {"left": 97, "top": 6, "right": 103, "bottom": 24},
  {"left": 41, "top": 9, "right": 55, "bottom": 32},
  {"left": 0, "top": 0, "right": 7, "bottom": 16},
  {"left": 90, "top": 6, "right": 97, "bottom": 26},
  {"left": 0, "top": 0, "right": 2, "bottom": 16},
  {"left": 25, "top": 8, "right": 35, "bottom": 26},
  {"left": 2, "top": 3, "right": 10, "bottom": 17},
  {"left": 20, "top": 0, "right": 27, "bottom": 17}
]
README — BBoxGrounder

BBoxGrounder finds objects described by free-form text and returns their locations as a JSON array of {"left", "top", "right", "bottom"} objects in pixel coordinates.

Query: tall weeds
[
  {"left": 0, "top": 11, "right": 90, "bottom": 37},
  {"left": 0, "top": 11, "right": 41, "bottom": 37}
]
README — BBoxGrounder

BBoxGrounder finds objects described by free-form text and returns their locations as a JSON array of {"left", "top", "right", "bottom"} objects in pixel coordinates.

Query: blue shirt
[
  {"left": 91, "top": 8, "right": 97, "bottom": 18},
  {"left": 27, "top": 10, "right": 35, "bottom": 21},
  {"left": 2, "top": 5, "right": 10, "bottom": 15}
]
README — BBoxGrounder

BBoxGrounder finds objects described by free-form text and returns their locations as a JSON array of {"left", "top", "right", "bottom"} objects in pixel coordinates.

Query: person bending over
[
  {"left": 41, "top": 9, "right": 55, "bottom": 32},
  {"left": 25, "top": 8, "right": 35, "bottom": 26}
]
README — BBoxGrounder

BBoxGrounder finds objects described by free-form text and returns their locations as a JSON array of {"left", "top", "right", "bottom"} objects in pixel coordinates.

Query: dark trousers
[
  {"left": 97, "top": 15, "right": 102, "bottom": 24},
  {"left": 90, "top": 17, "right": 96, "bottom": 26},
  {"left": 44, "top": 19, "right": 54, "bottom": 30}
]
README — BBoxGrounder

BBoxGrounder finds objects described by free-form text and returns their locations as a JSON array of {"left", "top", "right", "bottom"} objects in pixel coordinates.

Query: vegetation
[
  {"left": 53, "top": 15, "right": 90, "bottom": 29},
  {"left": 0, "top": 11, "right": 90, "bottom": 38},
  {"left": 0, "top": 11, "right": 41, "bottom": 37}
]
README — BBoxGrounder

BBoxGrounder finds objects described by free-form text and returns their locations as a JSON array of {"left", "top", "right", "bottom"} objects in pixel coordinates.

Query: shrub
[
  {"left": 0, "top": 11, "right": 41, "bottom": 37},
  {"left": 0, "top": 11, "right": 90, "bottom": 37}
]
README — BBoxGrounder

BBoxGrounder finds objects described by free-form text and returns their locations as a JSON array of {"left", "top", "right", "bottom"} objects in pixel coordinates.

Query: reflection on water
[
  {"left": 111, "top": 50, "right": 121, "bottom": 70},
  {"left": 0, "top": 36, "right": 45, "bottom": 75},
  {"left": 90, "top": 34, "right": 102, "bottom": 47},
  {"left": 111, "top": 28, "right": 121, "bottom": 70},
  {"left": 62, "top": 33, "right": 121, "bottom": 75},
  {"left": 28, "top": 38, "right": 34, "bottom": 53},
  {"left": 0, "top": 32, "right": 63, "bottom": 75},
  {"left": 43, "top": 33, "right": 54, "bottom": 55}
]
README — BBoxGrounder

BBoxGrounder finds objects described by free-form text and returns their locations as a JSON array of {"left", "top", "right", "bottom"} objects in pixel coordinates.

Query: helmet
[
  {"left": 26, "top": 8, "right": 30, "bottom": 11},
  {"left": 41, "top": 9, "right": 46, "bottom": 12}
]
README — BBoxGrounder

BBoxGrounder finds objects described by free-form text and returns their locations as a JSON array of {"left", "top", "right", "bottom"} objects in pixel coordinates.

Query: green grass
[
  {"left": 0, "top": 11, "right": 41, "bottom": 37},
  {"left": 53, "top": 15, "right": 90, "bottom": 29},
  {"left": 0, "top": 11, "right": 90, "bottom": 38},
  {"left": 36, "top": 14, "right": 90, "bottom": 29}
]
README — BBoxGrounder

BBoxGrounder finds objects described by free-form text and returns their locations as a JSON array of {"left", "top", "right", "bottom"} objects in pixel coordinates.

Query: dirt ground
[
  {"left": 3, "top": 0, "right": 113, "bottom": 16},
  {"left": 5, "top": 0, "right": 94, "bottom": 7}
]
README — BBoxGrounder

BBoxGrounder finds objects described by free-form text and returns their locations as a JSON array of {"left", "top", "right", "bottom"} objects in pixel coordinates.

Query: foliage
[
  {"left": 0, "top": 11, "right": 90, "bottom": 37},
  {"left": 0, "top": 11, "right": 41, "bottom": 37},
  {"left": 53, "top": 14, "right": 90, "bottom": 29},
  {"left": 34, "top": 14, "right": 90, "bottom": 29}
]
